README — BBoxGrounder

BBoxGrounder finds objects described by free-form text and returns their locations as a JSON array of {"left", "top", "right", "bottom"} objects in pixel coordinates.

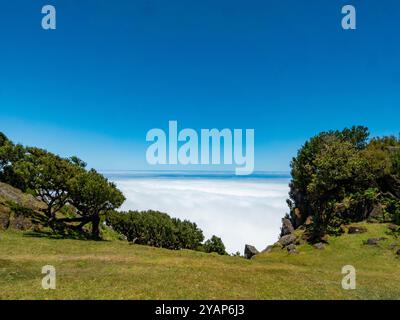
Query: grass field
[{"left": 0, "top": 223, "right": 399, "bottom": 300}]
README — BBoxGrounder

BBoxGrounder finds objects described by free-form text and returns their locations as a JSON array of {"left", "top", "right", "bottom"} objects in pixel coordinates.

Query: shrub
[
  {"left": 106, "top": 210, "right": 205, "bottom": 250},
  {"left": 0, "top": 132, "right": 125, "bottom": 238},
  {"left": 288, "top": 126, "right": 400, "bottom": 240},
  {"left": 203, "top": 235, "right": 227, "bottom": 255}
]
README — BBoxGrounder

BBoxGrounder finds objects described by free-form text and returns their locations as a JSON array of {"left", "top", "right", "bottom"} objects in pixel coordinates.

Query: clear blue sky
[{"left": 0, "top": 0, "right": 399, "bottom": 171}]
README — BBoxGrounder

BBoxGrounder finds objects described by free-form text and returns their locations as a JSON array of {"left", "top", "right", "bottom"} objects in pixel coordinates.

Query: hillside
[
  {"left": 0, "top": 182, "right": 45, "bottom": 231},
  {"left": 1, "top": 223, "right": 399, "bottom": 300},
  {"left": 1, "top": 128, "right": 400, "bottom": 300}
]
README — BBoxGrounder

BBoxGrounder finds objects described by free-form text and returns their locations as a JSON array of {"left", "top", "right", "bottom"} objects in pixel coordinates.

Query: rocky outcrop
[
  {"left": 364, "top": 237, "right": 387, "bottom": 245},
  {"left": 369, "top": 203, "right": 384, "bottom": 220},
  {"left": 278, "top": 234, "right": 297, "bottom": 247},
  {"left": 380, "top": 174, "right": 400, "bottom": 199},
  {"left": 244, "top": 244, "right": 259, "bottom": 259},
  {"left": 389, "top": 243, "right": 398, "bottom": 250},
  {"left": 280, "top": 218, "right": 294, "bottom": 237},
  {"left": 286, "top": 244, "right": 298, "bottom": 254},
  {"left": 313, "top": 242, "right": 325, "bottom": 250},
  {"left": 0, "top": 205, "right": 11, "bottom": 230},
  {"left": 0, "top": 182, "right": 45, "bottom": 231},
  {"left": 348, "top": 226, "right": 367, "bottom": 234}
]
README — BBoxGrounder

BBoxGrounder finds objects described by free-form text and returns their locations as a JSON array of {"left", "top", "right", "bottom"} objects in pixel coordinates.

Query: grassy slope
[{"left": 0, "top": 223, "right": 399, "bottom": 300}]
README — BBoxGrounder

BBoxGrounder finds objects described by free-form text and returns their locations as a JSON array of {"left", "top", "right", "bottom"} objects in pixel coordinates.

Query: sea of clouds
[{"left": 110, "top": 174, "right": 290, "bottom": 254}]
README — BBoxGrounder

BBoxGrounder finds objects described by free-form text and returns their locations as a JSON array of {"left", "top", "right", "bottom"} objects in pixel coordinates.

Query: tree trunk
[{"left": 91, "top": 215, "right": 101, "bottom": 239}]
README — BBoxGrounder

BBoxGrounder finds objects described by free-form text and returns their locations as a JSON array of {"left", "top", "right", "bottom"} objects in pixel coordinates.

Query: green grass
[{"left": 0, "top": 222, "right": 399, "bottom": 299}]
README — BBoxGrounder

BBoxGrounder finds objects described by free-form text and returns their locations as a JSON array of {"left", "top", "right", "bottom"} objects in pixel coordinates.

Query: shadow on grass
[{"left": 22, "top": 230, "right": 107, "bottom": 241}]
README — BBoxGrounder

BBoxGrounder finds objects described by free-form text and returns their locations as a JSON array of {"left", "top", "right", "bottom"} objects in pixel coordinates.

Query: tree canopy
[
  {"left": 288, "top": 126, "right": 400, "bottom": 240},
  {"left": 106, "top": 210, "right": 204, "bottom": 250},
  {"left": 203, "top": 235, "right": 227, "bottom": 255},
  {"left": 0, "top": 132, "right": 125, "bottom": 238},
  {"left": 68, "top": 169, "right": 125, "bottom": 238},
  {"left": 0, "top": 131, "right": 228, "bottom": 253}
]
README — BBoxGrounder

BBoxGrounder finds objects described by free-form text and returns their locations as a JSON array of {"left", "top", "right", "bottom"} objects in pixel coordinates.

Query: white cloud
[{"left": 113, "top": 177, "right": 290, "bottom": 254}]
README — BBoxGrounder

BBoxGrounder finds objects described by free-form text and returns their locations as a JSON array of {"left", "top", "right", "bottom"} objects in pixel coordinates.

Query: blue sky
[{"left": 0, "top": 0, "right": 399, "bottom": 171}]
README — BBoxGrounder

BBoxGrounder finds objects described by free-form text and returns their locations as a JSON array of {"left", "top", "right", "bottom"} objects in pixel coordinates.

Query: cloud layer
[{"left": 114, "top": 177, "right": 290, "bottom": 254}]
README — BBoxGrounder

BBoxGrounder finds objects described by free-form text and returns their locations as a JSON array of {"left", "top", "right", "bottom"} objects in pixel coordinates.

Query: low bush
[{"left": 106, "top": 210, "right": 204, "bottom": 250}]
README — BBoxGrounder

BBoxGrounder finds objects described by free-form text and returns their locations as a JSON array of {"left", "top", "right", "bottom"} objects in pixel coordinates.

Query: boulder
[
  {"left": 278, "top": 234, "right": 297, "bottom": 247},
  {"left": 369, "top": 203, "right": 384, "bottom": 219},
  {"left": 286, "top": 244, "right": 299, "bottom": 254},
  {"left": 348, "top": 226, "right": 367, "bottom": 234},
  {"left": 0, "top": 207, "right": 11, "bottom": 230},
  {"left": 0, "top": 182, "right": 45, "bottom": 211},
  {"left": 389, "top": 243, "right": 398, "bottom": 250},
  {"left": 0, "top": 182, "right": 46, "bottom": 231},
  {"left": 10, "top": 215, "right": 33, "bottom": 230},
  {"left": 286, "top": 244, "right": 296, "bottom": 251},
  {"left": 280, "top": 218, "right": 294, "bottom": 237},
  {"left": 381, "top": 174, "right": 400, "bottom": 199},
  {"left": 313, "top": 242, "right": 325, "bottom": 250},
  {"left": 365, "top": 237, "right": 387, "bottom": 245},
  {"left": 244, "top": 244, "right": 259, "bottom": 259},
  {"left": 388, "top": 224, "right": 399, "bottom": 232}
]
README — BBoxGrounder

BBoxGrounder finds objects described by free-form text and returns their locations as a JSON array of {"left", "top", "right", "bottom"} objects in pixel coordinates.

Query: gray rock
[
  {"left": 286, "top": 244, "right": 296, "bottom": 251},
  {"left": 287, "top": 245, "right": 299, "bottom": 255},
  {"left": 244, "top": 244, "right": 259, "bottom": 259},
  {"left": 280, "top": 218, "right": 294, "bottom": 237},
  {"left": 313, "top": 242, "right": 325, "bottom": 250},
  {"left": 348, "top": 226, "right": 367, "bottom": 234},
  {"left": 285, "top": 244, "right": 300, "bottom": 254},
  {"left": 0, "top": 209, "right": 11, "bottom": 230},
  {"left": 278, "top": 234, "right": 297, "bottom": 247},
  {"left": 10, "top": 215, "right": 33, "bottom": 231},
  {"left": 365, "top": 237, "right": 387, "bottom": 245},
  {"left": 369, "top": 203, "right": 384, "bottom": 219},
  {"left": 389, "top": 243, "right": 398, "bottom": 250}
]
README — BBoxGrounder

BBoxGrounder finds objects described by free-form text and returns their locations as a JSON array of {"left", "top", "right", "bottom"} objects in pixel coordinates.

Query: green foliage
[
  {"left": 338, "top": 126, "right": 369, "bottom": 150},
  {"left": 7, "top": 201, "right": 36, "bottom": 218},
  {"left": 0, "top": 139, "right": 26, "bottom": 190},
  {"left": 106, "top": 210, "right": 205, "bottom": 250},
  {"left": 289, "top": 126, "right": 400, "bottom": 241},
  {"left": 0, "top": 132, "right": 8, "bottom": 147},
  {"left": 0, "top": 133, "right": 125, "bottom": 238},
  {"left": 67, "top": 169, "right": 125, "bottom": 238},
  {"left": 203, "top": 235, "right": 227, "bottom": 255},
  {"left": 0, "top": 132, "right": 213, "bottom": 246},
  {"left": 12, "top": 148, "right": 77, "bottom": 231},
  {"left": 381, "top": 196, "right": 400, "bottom": 225},
  {"left": 392, "top": 150, "right": 400, "bottom": 175},
  {"left": 69, "top": 156, "right": 87, "bottom": 169}
]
